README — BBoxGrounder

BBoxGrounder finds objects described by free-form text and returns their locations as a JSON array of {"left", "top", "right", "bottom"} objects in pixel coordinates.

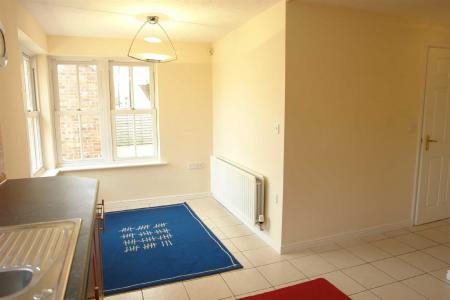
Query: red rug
[{"left": 238, "top": 278, "right": 350, "bottom": 300}]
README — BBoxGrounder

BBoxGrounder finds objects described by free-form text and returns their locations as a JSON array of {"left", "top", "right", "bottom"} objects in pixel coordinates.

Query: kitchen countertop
[{"left": 0, "top": 176, "right": 99, "bottom": 300}]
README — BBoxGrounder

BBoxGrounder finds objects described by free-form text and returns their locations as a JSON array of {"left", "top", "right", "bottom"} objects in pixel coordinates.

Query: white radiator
[{"left": 210, "top": 156, "right": 265, "bottom": 228}]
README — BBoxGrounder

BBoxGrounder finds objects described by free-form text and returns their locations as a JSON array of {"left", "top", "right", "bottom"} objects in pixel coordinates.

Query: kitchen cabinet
[
  {"left": 0, "top": 176, "right": 100, "bottom": 299},
  {"left": 87, "top": 199, "right": 105, "bottom": 300}
]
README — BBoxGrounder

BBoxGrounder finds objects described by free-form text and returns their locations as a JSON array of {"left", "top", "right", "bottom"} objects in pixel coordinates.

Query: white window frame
[
  {"left": 50, "top": 58, "right": 160, "bottom": 167},
  {"left": 21, "top": 53, "right": 44, "bottom": 175},
  {"left": 52, "top": 60, "right": 107, "bottom": 166},
  {"left": 109, "top": 61, "right": 159, "bottom": 161}
]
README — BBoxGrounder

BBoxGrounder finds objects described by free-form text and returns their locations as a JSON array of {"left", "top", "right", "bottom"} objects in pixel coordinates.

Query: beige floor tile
[
  {"left": 201, "top": 218, "right": 215, "bottom": 228},
  {"left": 384, "top": 229, "right": 410, "bottom": 238},
  {"left": 290, "top": 254, "right": 337, "bottom": 277},
  {"left": 445, "top": 242, "right": 450, "bottom": 248},
  {"left": 403, "top": 274, "right": 450, "bottom": 300},
  {"left": 221, "top": 269, "right": 271, "bottom": 295},
  {"left": 347, "top": 244, "right": 391, "bottom": 262},
  {"left": 210, "top": 215, "right": 242, "bottom": 227},
  {"left": 394, "top": 233, "right": 437, "bottom": 250},
  {"left": 370, "top": 238, "right": 415, "bottom": 256},
  {"left": 313, "top": 271, "right": 365, "bottom": 295},
  {"left": 221, "top": 239, "right": 240, "bottom": 253},
  {"left": 242, "top": 247, "right": 284, "bottom": 267},
  {"left": 361, "top": 233, "right": 388, "bottom": 242},
  {"left": 423, "top": 245, "right": 450, "bottom": 264},
  {"left": 203, "top": 208, "right": 232, "bottom": 218},
  {"left": 371, "top": 282, "right": 426, "bottom": 300},
  {"left": 275, "top": 279, "right": 309, "bottom": 289},
  {"left": 230, "top": 235, "right": 267, "bottom": 251},
  {"left": 429, "top": 267, "right": 450, "bottom": 284},
  {"left": 337, "top": 238, "right": 366, "bottom": 248},
  {"left": 436, "top": 224, "right": 450, "bottom": 234},
  {"left": 220, "top": 224, "right": 253, "bottom": 238},
  {"left": 320, "top": 249, "right": 365, "bottom": 269},
  {"left": 209, "top": 226, "right": 227, "bottom": 240},
  {"left": 106, "top": 290, "right": 143, "bottom": 300},
  {"left": 191, "top": 209, "right": 209, "bottom": 219},
  {"left": 310, "top": 243, "right": 341, "bottom": 254},
  {"left": 183, "top": 275, "right": 232, "bottom": 300},
  {"left": 342, "top": 264, "right": 395, "bottom": 289},
  {"left": 142, "top": 282, "right": 188, "bottom": 300},
  {"left": 257, "top": 261, "right": 306, "bottom": 286},
  {"left": 398, "top": 251, "right": 448, "bottom": 272},
  {"left": 281, "top": 248, "right": 315, "bottom": 260},
  {"left": 350, "top": 291, "right": 380, "bottom": 300},
  {"left": 231, "top": 252, "right": 254, "bottom": 269},
  {"left": 236, "top": 288, "right": 274, "bottom": 298},
  {"left": 416, "top": 229, "right": 450, "bottom": 244},
  {"left": 371, "top": 257, "right": 423, "bottom": 280}
]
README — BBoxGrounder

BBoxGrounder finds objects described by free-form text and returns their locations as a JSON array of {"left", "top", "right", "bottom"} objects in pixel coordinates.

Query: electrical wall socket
[
  {"left": 188, "top": 162, "right": 205, "bottom": 170},
  {"left": 273, "top": 123, "right": 280, "bottom": 135}
]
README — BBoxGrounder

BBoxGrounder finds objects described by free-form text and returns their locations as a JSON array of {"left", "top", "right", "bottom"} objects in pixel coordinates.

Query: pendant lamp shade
[{"left": 128, "top": 16, "right": 177, "bottom": 63}]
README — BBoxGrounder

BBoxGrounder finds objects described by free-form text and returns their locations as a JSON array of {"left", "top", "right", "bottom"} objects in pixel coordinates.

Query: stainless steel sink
[
  {"left": 0, "top": 219, "right": 81, "bottom": 299},
  {"left": 0, "top": 269, "right": 33, "bottom": 297}
]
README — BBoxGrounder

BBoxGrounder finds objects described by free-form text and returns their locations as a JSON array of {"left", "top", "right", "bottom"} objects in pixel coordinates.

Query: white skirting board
[
  {"left": 280, "top": 219, "right": 412, "bottom": 254},
  {"left": 105, "top": 192, "right": 212, "bottom": 211}
]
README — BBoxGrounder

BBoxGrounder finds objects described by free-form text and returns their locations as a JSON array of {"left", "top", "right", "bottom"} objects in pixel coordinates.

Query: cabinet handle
[
  {"left": 97, "top": 199, "right": 105, "bottom": 232},
  {"left": 94, "top": 286, "right": 100, "bottom": 300}
]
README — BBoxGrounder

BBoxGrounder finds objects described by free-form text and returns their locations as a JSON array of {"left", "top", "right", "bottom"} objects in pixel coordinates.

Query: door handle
[{"left": 425, "top": 134, "right": 438, "bottom": 151}]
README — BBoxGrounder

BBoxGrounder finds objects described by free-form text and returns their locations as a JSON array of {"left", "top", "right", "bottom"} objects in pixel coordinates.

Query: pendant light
[{"left": 128, "top": 16, "right": 177, "bottom": 63}]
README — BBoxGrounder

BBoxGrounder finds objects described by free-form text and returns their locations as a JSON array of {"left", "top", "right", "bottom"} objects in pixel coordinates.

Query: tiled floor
[{"left": 105, "top": 197, "right": 450, "bottom": 300}]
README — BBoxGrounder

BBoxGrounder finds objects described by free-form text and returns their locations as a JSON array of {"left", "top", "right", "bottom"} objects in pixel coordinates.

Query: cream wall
[
  {"left": 0, "top": 0, "right": 48, "bottom": 179},
  {"left": 49, "top": 36, "right": 213, "bottom": 202},
  {"left": 282, "top": 2, "right": 450, "bottom": 248},
  {"left": 212, "top": 1, "right": 286, "bottom": 246}
]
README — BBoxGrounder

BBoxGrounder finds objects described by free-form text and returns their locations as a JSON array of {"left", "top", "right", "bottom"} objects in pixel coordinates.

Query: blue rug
[{"left": 101, "top": 203, "right": 242, "bottom": 295}]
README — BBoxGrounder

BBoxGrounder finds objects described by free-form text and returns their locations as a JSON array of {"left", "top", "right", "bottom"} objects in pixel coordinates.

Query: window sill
[
  {"left": 57, "top": 161, "right": 168, "bottom": 173},
  {"left": 39, "top": 169, "right": 61, "bottom": 177}
]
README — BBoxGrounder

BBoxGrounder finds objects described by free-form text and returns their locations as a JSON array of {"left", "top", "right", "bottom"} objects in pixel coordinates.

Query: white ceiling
[
  {"left": 19, "top": 0, "right": 280, "bottom": 42},
  {"left": 305, "top": 0, "right": 450, "bottom": 27},
  {"left": 20, "top": 0, "right": 450, "bottom": 43}
]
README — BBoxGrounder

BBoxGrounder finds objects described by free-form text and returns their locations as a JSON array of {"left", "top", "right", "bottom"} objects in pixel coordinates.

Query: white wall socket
[{"left": 273, "top": 123, "right": 280, "bottom": 135}]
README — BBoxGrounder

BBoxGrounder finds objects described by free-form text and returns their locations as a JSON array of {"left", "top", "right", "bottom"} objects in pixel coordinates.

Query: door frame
[{"left": 412, "top": 46, "right": 450, "bottom": 225}]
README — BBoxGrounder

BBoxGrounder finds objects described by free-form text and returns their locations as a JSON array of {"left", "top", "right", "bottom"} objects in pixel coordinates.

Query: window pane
[
  {"left": 57, "top": 64, "right": 79, "bottom": 111},
  {"left": 27, "top": 118, "right": 37, "bottom": 171},
  {"left": 33, "top": 117, "right": 43, "bottom": 171},
  {"left": 81, "top": 115, "right": 102, "bottom": 159},
  {"left": 113, "top": 66, "right": 131, "bottom": 109},
  {"left": 23, "top": 57, "right": 34, "bottom": 111},
  {"left": 135, "top": 114, "right": 154, "bottom": 156},
  {"left": 78, "top": 65, "right": 99, "bottom": 111},
  {"left": 133, "top": 66, "right": 152, "bottom": 109},
  {"left": 115, "top": 114, "right": 135, "bottom": 158},
  {"left": 114, "top": 113, "right": 154, "bottom": 159},
  {"left": 60, "top": 114, "right": 81, "bottom": 161}
]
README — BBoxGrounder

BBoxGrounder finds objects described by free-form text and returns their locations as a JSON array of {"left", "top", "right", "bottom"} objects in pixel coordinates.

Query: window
[
  {"left": 54, "top": 63, "right": 103, "bottom": 163},
  {"left": 22, "top": 54, "right": 43, "bottom": 175},
  {"left": 110, "top": 63, "right": 158, "bottom": 159},
  {"left": 52, "top": 60, "right": 159, "bottom": 166}
]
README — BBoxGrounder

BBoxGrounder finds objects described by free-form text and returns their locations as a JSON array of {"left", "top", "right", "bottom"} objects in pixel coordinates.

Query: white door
[{"left": 416, "top": 48, "right": 450, "bottom": 224}]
